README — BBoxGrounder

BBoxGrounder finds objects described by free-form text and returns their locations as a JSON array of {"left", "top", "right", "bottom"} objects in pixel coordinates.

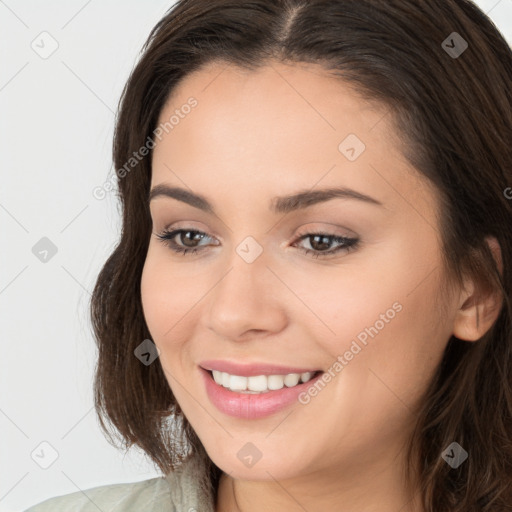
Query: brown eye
[
  {"left": 292, "top": 233, "right": 359, "bottom": 259},
  {"left": 155, "top": 228, "right": 213, "bottom": 255}
]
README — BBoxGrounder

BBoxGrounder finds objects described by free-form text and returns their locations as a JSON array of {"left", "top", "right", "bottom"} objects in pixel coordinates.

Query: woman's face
[{"left": 141, "top": 61, "right": 459, "bottom": 483}]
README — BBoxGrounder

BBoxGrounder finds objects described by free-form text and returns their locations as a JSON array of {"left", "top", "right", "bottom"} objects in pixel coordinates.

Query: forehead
[
  {"left": 151, "top": 60, "right": 434, "bottom": 217},
  {"left": 157, "top": 60, "right": 390, "bottom": 142}
]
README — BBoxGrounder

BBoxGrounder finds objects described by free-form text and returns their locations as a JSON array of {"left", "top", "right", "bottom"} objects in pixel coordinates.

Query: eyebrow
[{"left": 148, "top": 184, "right": 384, "bottom": 215}]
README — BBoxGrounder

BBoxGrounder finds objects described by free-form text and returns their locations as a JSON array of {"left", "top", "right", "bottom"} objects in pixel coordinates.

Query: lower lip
[{"left": 200, "top": 367, "right": 323, "bottom": 419}]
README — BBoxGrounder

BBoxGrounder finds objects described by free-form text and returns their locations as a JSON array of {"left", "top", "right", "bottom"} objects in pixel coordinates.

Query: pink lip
[
  {"left": 199, "top": 359, "right": 321, "bottom": 377},
  {"left": 199, "top": 367, "right": 324, "bottom": 419}
]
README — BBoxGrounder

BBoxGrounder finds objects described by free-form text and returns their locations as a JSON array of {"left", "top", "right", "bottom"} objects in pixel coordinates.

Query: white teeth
[
  {"left": 229, "top": 375, "right": 247, "bottom": 390},
  {"left": 267, "top": 375, "right": 285, "bottom": 390},
  {"left": 301, "top": 372, "right": 314, "bottom": 383},
  {"left": 209, "top": 370, "right": 318, "bottom": 393},
  {"left": 284, "top": 373, "right": 300, "bottom": 387},
  {"left": 247, "top": 375, "right": 268, "bottom": 392}
]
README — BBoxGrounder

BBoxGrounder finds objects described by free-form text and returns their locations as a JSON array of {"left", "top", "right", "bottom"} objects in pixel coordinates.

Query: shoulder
[{"left": 23, "top": 475, "right": 174, "bottom": 512}]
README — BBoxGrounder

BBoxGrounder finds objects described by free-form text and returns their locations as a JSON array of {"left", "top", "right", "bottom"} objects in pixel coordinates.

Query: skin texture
[{"left": 140, "top": 60, "right": 502, "bottom": 512}]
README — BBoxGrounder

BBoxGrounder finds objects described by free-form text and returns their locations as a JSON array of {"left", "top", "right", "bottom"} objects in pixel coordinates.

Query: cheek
[
  {"left": 140, "top": 255, "right": 198, "bottom": 357},
  {"left": 140, "top": 257, "right": 169, "bottom": 338},
  {"left": 288, "top": 239, "right": 448, "bottom": 391},
  {"left": 141, "top": 248, "right": 202, "bottom": 327},
  {"left": 140, "top": 250, "right": 228, "bottom": 394}
]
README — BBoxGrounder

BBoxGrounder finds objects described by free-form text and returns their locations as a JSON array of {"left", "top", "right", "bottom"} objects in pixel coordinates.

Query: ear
[{"left": 452, "top": 236, "right": 504, "bottom": 342}]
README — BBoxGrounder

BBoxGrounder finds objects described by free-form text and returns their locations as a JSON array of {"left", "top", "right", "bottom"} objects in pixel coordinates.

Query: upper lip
[{"left": 199, "top": 359, "right": 322, "bottom": 377}]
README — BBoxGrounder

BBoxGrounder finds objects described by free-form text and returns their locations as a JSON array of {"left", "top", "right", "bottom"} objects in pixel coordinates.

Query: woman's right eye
[{"left": 155, "top": 228, "right": 214, "bottom": 255}]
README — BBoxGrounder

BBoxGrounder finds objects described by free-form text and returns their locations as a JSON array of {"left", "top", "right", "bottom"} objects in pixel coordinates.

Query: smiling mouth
[{"left": 205, "top": 369, "right": 323, "bottom": 394}]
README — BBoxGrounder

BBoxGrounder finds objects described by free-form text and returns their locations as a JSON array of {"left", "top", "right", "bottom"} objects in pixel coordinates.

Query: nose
[{"left": 202, "top": 247, "right": 288, "bottom": 341}]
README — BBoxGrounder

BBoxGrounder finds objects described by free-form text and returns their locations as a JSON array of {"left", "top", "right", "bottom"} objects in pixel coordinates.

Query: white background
[{"left": 1, "top": 1, "right": 511, "bottom": 511}]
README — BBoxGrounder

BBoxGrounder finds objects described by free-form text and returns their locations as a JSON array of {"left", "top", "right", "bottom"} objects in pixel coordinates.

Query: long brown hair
[{"left": 90, "top": 1, "right": 512, "bottom": 509}]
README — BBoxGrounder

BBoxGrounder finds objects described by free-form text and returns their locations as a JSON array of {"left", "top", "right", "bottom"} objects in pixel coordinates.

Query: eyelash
[{"left": 155, "top": 228, "right": 359, "bottom": 259}]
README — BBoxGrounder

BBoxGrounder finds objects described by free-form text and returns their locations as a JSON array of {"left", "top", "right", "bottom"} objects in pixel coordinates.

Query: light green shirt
[{"left": 23, "top": 452, "right": 216, "bottom": 512}]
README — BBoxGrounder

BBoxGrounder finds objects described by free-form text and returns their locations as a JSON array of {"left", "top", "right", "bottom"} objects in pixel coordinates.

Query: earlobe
[{"left": 451, "top": 236, "right": 504, "bottom": 342}]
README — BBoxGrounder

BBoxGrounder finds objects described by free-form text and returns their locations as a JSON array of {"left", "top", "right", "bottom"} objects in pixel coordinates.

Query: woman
[{"left": 25, "top": 0, "right": 512, "bottom": 510}]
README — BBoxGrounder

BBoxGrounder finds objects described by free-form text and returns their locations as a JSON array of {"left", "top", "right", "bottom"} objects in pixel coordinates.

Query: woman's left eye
[
  {"left": 155, "top": 228, "right": 359, "bottom": 259},
  {"left": 292, "top": 232, "right": 360, "bottom": 258}
]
